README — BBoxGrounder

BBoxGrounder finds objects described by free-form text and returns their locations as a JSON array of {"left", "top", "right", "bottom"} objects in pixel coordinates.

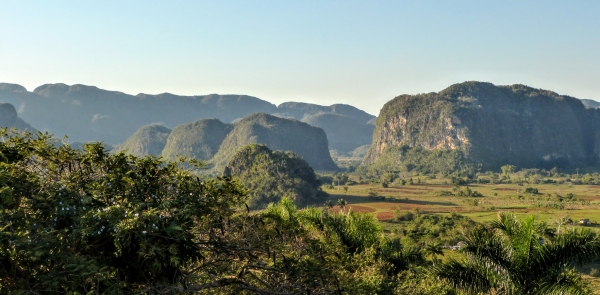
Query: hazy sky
[{"left": 1, "top": 1, "right": 599, "bottom": 115}]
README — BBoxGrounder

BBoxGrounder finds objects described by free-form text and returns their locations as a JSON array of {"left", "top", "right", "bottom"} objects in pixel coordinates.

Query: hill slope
[
  {"left": 581, "top": 99, "right": 600, "bottom": 109},
  {"left": 277, "top": 102, "right": 375, "bottom": 123},
  {"left": 0, "top": 102, "right": 37, "bottom": 132},
  {"left": 161, "top": 119, "right": 232, "bottom": 161},
  {"left": 115, "top": 125, "right": 171, "bottom": 157},
  {"left": 364, "top": 81, "right": 599, "bottom": 172},
  {"left": 277, "top": 102, "right": 376, "bottom": 152}
]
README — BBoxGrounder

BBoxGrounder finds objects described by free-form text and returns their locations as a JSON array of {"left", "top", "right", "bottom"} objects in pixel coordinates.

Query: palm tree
[
  {"left": 424, "top": 242, "right": 444, "bottom": 266},
  {"left": 324, "top": 199, "right": 334, "bottom": 209},
  {"left": 433, "top": 212, "right": 600, "bottom": 295}
]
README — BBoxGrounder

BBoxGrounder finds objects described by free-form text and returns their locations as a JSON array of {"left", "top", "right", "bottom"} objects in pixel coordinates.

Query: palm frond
[
  {"left": 432, "top": 259, "right": 491, "bottom": 294},
  {"left": 543, "top": 227, "right": 600, "bottom": 269},
  {"left": 534, "top": 267, "right": 593, "bottom": 295},
  {"left": 461, "top": 224, "right": 513, "bottom": 271}
]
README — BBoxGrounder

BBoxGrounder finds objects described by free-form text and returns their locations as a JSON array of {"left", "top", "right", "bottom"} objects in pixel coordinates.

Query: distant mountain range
[{"left": 0, "top": 83, "right": 375, "bottom": 154}]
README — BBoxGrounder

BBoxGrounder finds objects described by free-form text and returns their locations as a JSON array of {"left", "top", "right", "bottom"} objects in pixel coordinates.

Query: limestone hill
[
  {"left": 277, "top": 102, "right": 376, "bottom": 152},
  {"left": 364, "top": 81, "right": 600, "bottom": 173},
  {"left": 210, "top": 113, "right": 337, "bottom": 171},
  {"left": 224, "top": 144, "right": 326, "bottom": 209},
  {"left": 0, "top": 83, "right": 277, "bottom": 144},
  {"left": 277, "top": 102, "right": 374, "bottom": 123}
]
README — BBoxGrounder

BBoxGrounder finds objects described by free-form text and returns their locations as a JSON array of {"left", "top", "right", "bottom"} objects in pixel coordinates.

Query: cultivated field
[
  {"left": 323, "top": 181, "right": 600, "bottom": 225},
  {"left": 322, "top": 179, "right": 600, "bottom": 290}
]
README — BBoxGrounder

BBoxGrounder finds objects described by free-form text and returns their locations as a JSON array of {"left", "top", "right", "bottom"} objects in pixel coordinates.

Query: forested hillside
[
  {"left": 224, "top": 144, "right": 327, "bottom": 209},
  {"left": 161, "top": 119, "right": 232, "bottom": 161}
]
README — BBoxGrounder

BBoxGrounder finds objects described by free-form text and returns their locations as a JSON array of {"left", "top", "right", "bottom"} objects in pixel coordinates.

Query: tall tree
[
  {"left": 424, "top": 242, "right": 444, "bottom": 266},
  {"left": 433, "top": 212, "right": 600, "bottom": 295}
]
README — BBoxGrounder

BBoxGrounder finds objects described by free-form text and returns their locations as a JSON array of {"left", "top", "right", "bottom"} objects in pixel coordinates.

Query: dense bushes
[{"left": 390, "top": 212, "right": 477, "bottom": 246}]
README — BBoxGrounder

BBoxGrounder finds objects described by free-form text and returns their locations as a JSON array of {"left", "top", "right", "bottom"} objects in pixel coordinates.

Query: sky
[{"left": 1, "top": 1, "right": 599, "bottom": 115}]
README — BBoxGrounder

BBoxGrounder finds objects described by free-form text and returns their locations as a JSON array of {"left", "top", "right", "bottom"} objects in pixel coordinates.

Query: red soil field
[{"left": 377, "top": 212, "right": 394, "bottom": 220}]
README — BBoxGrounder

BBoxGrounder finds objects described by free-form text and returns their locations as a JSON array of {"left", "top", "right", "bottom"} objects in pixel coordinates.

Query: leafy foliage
[
  {"left": 391, "top": 212, "right": 477, "bottom": 246},
  {"left": 0, "top": 130, "right": 247, "bottom": 293}
]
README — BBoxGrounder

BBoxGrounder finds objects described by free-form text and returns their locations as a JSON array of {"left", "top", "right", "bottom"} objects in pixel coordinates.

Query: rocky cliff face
[{"left": 364, "top": 82, "right": 597, "bottom": 171}]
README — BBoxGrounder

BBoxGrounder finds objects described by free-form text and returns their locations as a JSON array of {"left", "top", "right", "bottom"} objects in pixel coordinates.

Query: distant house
[{"left": 580, "top": 218, "right": 590, "bottom": 225}]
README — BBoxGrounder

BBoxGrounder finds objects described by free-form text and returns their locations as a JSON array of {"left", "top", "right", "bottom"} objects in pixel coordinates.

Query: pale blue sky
[{"left": 1, "top": 1, "right": 599, "bottom": 115}]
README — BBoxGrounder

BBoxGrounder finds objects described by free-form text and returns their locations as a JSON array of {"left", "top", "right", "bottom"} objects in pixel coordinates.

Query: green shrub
[{"left": 525, "top": 187, "right": 539, "bottom": 194}]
